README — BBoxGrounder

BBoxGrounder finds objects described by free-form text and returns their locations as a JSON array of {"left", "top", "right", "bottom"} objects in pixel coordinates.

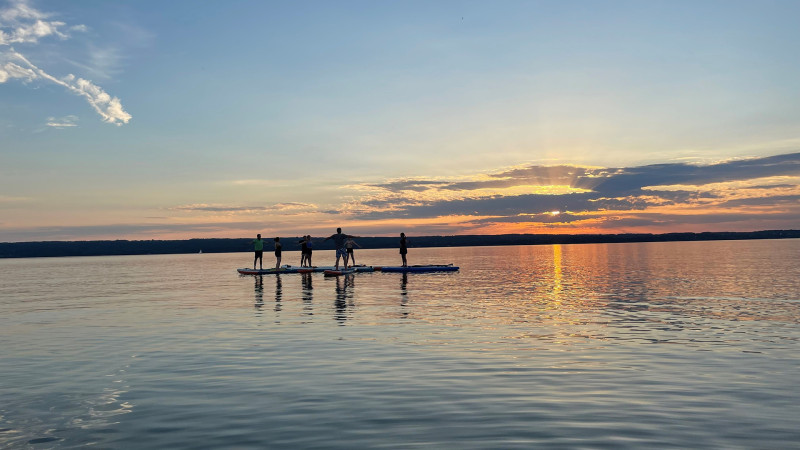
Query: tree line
[{"left": 1, "top": 230, "right": 798, "bottom": 258}]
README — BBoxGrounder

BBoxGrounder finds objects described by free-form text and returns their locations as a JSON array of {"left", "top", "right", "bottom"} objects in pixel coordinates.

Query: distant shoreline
[{"left": 1, "top": 230, "right": 798, "bottom": 259}]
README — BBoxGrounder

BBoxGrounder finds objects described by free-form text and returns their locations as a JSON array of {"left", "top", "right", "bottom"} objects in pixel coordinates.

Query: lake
[{"left": 1, "top": 240, "right": 799, "bottom": 449}]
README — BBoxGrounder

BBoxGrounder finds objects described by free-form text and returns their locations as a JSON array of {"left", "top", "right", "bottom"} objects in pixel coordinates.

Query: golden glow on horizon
[{"left": 5, "top": 158, "right": 797, "bottom": 242}]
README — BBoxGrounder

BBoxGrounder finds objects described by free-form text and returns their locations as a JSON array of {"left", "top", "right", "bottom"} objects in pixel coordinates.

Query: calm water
[{"left": 1, "top": 240, "right": 799, "bottom": 449}]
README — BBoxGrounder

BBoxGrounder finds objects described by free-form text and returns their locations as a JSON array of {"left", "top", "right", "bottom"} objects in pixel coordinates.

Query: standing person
[
  {"left": 305, "top": 235, "right": 314, "bottom": 267},
  {"left": 298, "top": 236, "right": 309, "bottom": 267},
  {"left": 399, "top": 232, "right": 408, "bottom": 267},
  {"left": 324, "top": 228, "right": 358, "bottom": 270},
  {"left": 252, "top": 234, "right": 264, "bottom": 269},
  {"left": 274, "top": 237, "right": 282, "bottom": 270},
  {"left": 345, "top": 237, "right": 361, "bottom": 268}
]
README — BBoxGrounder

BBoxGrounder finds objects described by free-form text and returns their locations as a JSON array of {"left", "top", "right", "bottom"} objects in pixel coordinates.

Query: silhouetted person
[
  {"left": 274, "top": 237, "right": 282, "bottom": 270},
  {"left": 399, "top": 232, "right": 408, "bottom": 267},
  {"left": 305, "top": 235, "right": 314, "bottom": 267},
  {"left": 252, "top": 234, "right": 264, "bottom": 269},
  {"left": 299, "top": 236, "right": 309, "bottom": 267},
  {"left": 345, "top": 237, "right": 361, "bottom": 267},
  {"left": 324, "top": 227, "right": 358, "bottom": 270}
]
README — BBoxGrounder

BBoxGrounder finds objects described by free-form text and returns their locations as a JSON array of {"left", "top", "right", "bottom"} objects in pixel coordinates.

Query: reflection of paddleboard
[
  {"left": 324, "top": 268, "right": 356, "bottom": 276},
  {"left": 237, "top": 268, "right": 292, "bottom": 275},
  {"left": 293, "top": 266, "right": 336, "bottom": 272},
  {"left": 237, "top": 265, "right": 332, "bottom": 275},
  {"left": 377, "top": 264, "right": 458, "bottom": 273}
]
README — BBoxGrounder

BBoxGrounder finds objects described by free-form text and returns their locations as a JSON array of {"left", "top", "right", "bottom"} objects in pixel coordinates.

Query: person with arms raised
[{"left": 324, "top": 228, "right": 358, "bottom": 270}]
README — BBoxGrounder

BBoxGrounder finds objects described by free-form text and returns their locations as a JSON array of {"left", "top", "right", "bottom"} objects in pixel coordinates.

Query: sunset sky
[{"left": 2, "top": 0, "right": 799, "bottom": 242}]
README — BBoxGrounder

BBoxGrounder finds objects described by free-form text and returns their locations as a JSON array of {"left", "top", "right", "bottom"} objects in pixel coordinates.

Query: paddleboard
[
  {"left": 323, "top": 268, "right": 356, "bottom": 276},
  {"left": 238, "top": 265, "right": 373, "bottom": 275},
  {"left": 239, "top": 265, "right": 332, "bottom": 274}
]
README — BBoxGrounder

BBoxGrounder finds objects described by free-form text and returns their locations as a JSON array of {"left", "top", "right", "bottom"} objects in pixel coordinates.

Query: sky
[{"left": 1, "top": 0, "right": 799, "bottom": 242}]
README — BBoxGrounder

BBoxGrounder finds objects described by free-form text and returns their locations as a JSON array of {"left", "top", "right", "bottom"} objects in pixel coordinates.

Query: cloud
[
  {"left": 0, "top": 221, "right": 268, "bottom": 242},
  {"left": 368, "top": 153, "right": 800, "bottom": 198},
  {"left": 0, "top": 0, "right": 66, "bottom": 44},
  {"left": 717, "top": 194, "right": 800, "bottom": 208},
  {"left": 0, "top": 194, "right": 31, "bottom": 204},
  {"left": 345, "top": 152, "right": 800, "bottom": 231},
  {"left": 0, "top": 0, "right": 131, "bottom": 125},
  {"left": 172, "top": 202, "right": 319, "bottom": 214},
  {"left": 587, "top": 153, "right": 800, "bottom": 196},
  {"left": 46, "top": 114, "right": 77, "bottom": 128},
  {"left": 0, "top": 58, "right": 35, "bottom": 81}
]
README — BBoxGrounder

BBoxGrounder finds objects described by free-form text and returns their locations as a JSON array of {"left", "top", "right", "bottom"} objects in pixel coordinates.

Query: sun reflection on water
[{"left": 551, "top": 244, "right": 563, "bottom": 301}]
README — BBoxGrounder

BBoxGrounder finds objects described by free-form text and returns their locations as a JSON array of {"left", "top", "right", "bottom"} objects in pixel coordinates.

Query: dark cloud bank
[{"left": 358, "top": 152, "right": 800, "bottom": 226}]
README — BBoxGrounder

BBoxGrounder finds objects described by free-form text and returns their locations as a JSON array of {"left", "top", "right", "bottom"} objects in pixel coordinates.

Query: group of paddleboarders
[
  {"left": 251, "top": 228, "right": 408, "bottom": 270},
  {"left": 298, "top": 235, "right": 314, "bottom": 267},
  {"left": 251, "top": 234, "right": 282, "bottom": 270}
]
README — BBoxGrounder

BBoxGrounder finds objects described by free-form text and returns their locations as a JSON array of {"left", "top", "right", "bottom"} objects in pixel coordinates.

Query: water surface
[{"left": 1, "top": 240, "right": 799, "bottom": 448}]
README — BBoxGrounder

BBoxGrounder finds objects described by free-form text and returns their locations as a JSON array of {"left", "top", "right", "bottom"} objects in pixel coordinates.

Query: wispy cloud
[
  {"left": 45, "top": 114, "right": 77, "bottom": 128},
  {"left": 172, "top": 202, "right": 319, "bottom": 214},
  {"left": 0, "top": 193, "right": 32, "bottom": 204},
  {"left": 0, "top": 0, "right": 131, "bottom": 125},
  {"left": 0, "top": 221, "right": 266, "bottom": 242}
]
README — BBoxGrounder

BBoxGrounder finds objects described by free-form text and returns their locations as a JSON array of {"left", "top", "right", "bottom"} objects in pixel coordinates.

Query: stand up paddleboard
[
  {"left": 323, "top": 268, "right": 356, "bottom": 276},
  {"left": 237, "top": 265, "right": 321, "bottom": 275},
  {"left": 238, "top": 265, "right": 375, "bottom": 275}
]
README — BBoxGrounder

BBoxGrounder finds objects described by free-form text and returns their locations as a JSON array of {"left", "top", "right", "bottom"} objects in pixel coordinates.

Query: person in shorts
[
  {"left": 399, "top": 232, "right": 408, "bottom": 267},
  {"left": 273, "top": 237, "right": 282, "bottom": 270},
  {"left": 298, "top": 236, "right": 309, "bottom": 267},
  {"left": 252, "top": 234, "right": 264, "bottom": 269},
  {"left": 345, "top": 237, "right": 360, "bottom": 267},
  {"left": 305, "top": 235, "right": 314, "bottom": 267},
  {"left": 324, "top": 228, "right": 358, "bottom": 270}
]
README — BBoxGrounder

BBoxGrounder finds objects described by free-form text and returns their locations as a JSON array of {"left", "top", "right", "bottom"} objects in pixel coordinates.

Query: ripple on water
[{"left": 1, "top": 243, "right": 800, "bottom": 448}]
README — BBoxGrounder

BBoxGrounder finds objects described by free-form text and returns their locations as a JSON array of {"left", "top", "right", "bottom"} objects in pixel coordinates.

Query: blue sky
[{"left": 2, "top": 0, "right": 799, "bottom": 241}]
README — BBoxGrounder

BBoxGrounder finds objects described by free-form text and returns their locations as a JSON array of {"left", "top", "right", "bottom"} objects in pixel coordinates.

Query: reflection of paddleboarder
[
  {"left": 254, "top": 275, "right": 264, "bottom": 308},
  {"left": 399, "top": 272, "right": 409, "bottom": 317},
  {"left": 302, "top": 272, "right": 314, "bottom": 313},
  {"left": 334, "top": 274, "right": 354, "bottom": 324},
  {"left": 399, "top": 232, "right": 408, "bottom": 267},
  {"left": 274, "top": 274, "right": 282, "bottom": 313}
]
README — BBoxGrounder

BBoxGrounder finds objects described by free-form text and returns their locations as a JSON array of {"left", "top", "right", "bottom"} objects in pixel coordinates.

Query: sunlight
[{"left": 552, "top": 244, "right": 563, "bottom": 301}]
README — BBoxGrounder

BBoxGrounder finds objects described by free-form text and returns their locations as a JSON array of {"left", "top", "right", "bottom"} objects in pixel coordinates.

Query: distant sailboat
[{"left": 199, "top": 250, "right": 203, "bottom": 254}]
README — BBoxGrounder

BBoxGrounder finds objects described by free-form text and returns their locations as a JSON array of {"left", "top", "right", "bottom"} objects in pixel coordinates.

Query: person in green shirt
[{"left": 252, "top": 234, "right": 264, "bottom": 269}]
